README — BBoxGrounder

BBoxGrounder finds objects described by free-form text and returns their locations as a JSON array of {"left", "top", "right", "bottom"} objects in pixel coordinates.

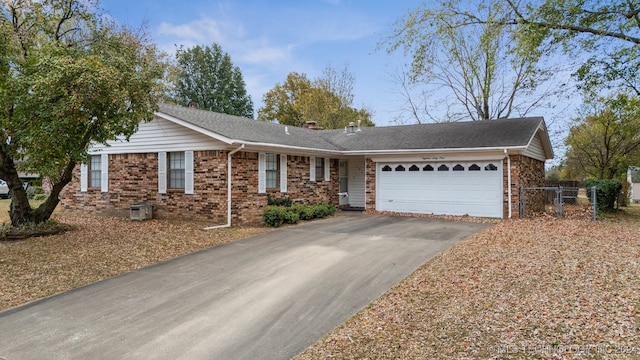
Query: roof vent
[
  {"left": 347, "top": 121, "right": 355, "bottom": 135},
  {"left": 187, "top": 101, "right": 198, "bottom": 109}
]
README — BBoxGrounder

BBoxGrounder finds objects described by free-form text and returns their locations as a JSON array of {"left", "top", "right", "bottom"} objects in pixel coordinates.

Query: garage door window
[
  {"left": 453, "top": 164, "right": 465, "bottom": 171},
  {"left": 395, "top": 165, "right": 406, "bottom": 171},
  {"left": 382, "top": 165, "right": 392, "bottom": 171},
  {"left": 423, "top": 165, "right": 434, "bottom": 171},
  {"left": 438, "top": 164, "right": 449, "bottom": 171},
  {"left": 469, "top": 164, "right": 481, "bottom": 171},
  {"left": 485, "top": 163, "right": 498, "bottom": 171},
  {"left": 409, "top": 165, "right": 420, "bottom": 171}
]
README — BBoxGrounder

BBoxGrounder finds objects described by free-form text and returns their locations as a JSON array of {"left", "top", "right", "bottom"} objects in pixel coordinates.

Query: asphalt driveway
[{"left": 0, "top": 214, "right": 490, "bottom": 360}]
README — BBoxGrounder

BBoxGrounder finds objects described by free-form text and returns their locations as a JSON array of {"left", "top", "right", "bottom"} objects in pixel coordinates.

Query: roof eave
[
  {"left": 342, "top": 145, "right": 528, "bottom": 156},
  {"left": 232, "top": 140, "right": 342, "bottom": 156},
  {"left": 155, "top": 111, "right": 234, "bottom": 145}
]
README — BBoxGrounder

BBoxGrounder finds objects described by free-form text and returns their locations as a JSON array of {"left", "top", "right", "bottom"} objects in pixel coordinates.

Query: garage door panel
[{"left": 377, "top": 162, "right": 503, "bottom": 218}]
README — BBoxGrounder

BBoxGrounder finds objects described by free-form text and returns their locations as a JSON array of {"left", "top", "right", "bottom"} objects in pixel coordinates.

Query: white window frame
[
  {"left": 259, "top": 153, "right": 287, "bottom": 193},
  {"left": 81, "top": 153, "right": 108, "bottom": 193},
  {"left": 158, "top": 151, "right": 194, "bottom": 194}
]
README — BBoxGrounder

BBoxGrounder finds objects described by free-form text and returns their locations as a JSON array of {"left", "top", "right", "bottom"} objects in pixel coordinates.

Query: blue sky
[{"left": 100, "top": 0, "right": 417, "bottom": 125}]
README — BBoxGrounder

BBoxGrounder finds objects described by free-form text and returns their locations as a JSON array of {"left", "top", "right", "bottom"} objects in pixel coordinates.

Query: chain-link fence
[{"left": 519, "top": 186, "right": 597, "bottom": 220}]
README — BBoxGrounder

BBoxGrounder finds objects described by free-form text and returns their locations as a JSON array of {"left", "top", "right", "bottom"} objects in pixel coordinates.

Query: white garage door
[{"left": 377, "top": 161, "right": 503, "bottom": 218}]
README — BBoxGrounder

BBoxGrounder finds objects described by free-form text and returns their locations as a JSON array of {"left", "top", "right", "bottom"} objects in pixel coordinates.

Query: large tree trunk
[
  {"left": 0, "top": 149, "right": 33, "bottom": 226},
  {"left": 31, "top": 160, "right": 76, "bottom": 224},
  {"left": 0, "top": 148, "right": 75, "bottom": 226}
]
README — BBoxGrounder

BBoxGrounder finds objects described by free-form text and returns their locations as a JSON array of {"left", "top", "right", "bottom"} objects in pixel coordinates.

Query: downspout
[
  {"left": 204, "top": 144, "right": 245, "bottom": 230},
  {"left": 505, "top": 148, "right": 512, "bottom": 219}
]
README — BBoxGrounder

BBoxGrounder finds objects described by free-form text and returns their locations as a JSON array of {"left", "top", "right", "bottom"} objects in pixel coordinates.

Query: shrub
[
  {"left": 263, "top": 205, "right": 286, "bottom": 227},
  {"left": 33, "top": 194, "right": 48, "bottom": 201},
  {"left": 585, "top": 179, "right": 622, "bottom": 213},
  {"left": 298, "top": 205, "right": 315, "bottom": 220},
  {"left": 284, "top": 209, "right": 300, "bottom": 224},
  {"left": 263, "top": 203, "right": 336, "bottom": 227},
  {"left": 26, "top": 186, "right": 44, "bottom": 199},
  {"left": 267, "top": 196, "right": 292, "bottom": 207}
]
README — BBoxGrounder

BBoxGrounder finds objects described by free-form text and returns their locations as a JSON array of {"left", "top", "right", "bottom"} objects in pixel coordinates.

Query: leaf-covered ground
[
  {"left": 2, "top": 205, "right": 639, "bottom": 359},
  {"left": 0, "top": 212, "right": 271, "bottom": 311},
  {"left": 297, "top": 206, "right": 640, "bottom": 359}
]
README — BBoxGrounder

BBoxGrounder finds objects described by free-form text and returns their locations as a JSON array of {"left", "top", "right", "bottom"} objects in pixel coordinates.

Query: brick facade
[
  {"left": 61, "top": 151, "right": 339, "bottom": 226},
  {"left": 62, "top": 151, "right": 544, "bottom": 222},
  {"left": 365, "top": 158, "right": 376, "bottom": 210},
  {"left": 505, "top": 155, "right": 545, "bottom": 218}
]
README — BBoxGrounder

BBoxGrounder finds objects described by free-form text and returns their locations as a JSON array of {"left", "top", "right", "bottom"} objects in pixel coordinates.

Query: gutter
[
  {"left": 204, "top": 144, "right": 245, "bottom": 230},
  {"left": 505, "top": 148, "right": 512, "bottom": 219}
]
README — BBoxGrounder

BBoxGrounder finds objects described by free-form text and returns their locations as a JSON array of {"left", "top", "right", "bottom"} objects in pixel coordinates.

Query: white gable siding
[
  {"left": 523, "top": 133, "right": 546, "bottom": 161},
  {"left": 90, "top": 117, "right": 227, "bottom": 154},
  {"left": 347, "top": 157, "right": 366, "bottom": 208}
]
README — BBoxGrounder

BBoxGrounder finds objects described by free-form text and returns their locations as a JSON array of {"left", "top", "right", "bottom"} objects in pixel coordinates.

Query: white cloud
[{"left": 157, "top": 18, "right": 224, "bottom": 44}]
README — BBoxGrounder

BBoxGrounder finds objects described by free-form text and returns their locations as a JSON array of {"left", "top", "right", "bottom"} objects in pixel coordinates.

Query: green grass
[
  {"left": 0, "top": 199, "right": 48, "bottom": 224},
  {"left": 0, "top": 199, "right": 9, "bottom": 224}
]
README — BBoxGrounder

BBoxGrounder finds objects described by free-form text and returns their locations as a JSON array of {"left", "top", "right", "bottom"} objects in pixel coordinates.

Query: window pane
[
  {"left": 266, "top": 153, "right": 279, "bottom": 189},
  {"left": 89, "top": 155, "right": 101, "bottom": 188},
  {"left": 168, "top": 152, "right": 185, "bottom": 189},
  {"left": 315, "top": 158, "right": 324, "bottom": 180}
]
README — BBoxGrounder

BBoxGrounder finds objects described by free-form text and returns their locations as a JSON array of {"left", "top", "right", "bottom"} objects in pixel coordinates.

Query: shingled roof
[{"left": 157, "top": 103, "right": 551, "bottom": 157}]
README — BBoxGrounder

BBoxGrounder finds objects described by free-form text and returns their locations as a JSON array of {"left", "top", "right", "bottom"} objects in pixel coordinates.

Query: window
[
  {"left": 265, "top": 153, "right": 279, "bottom": 189},
  {"left": 315, "top": 157, "right": 324, "bottom": 181},
  {"left": 423, "top": 164, "right": 434, "bottom": 171},
  {"left": 168, "top": 151, "right": 185, "bottom": 189},
  {"left": 469, "top": 164, "right": 481, "bottom": 171},
  {"left": 453, "top": 164, "right": 465, "bottom": 171},
  {"left": 438, "top": 164, "right": 449, "bottom": 171},
  {"left": 395, "top": 165, "right": 406, "bottom": 171},
  {"left": 89, "top": 155, "right": 101, "bottom": 188},
  {"left": 485, "top": 163, "right": 498, "bottom": 171},
  {"left": 409, "top": 165, "right": 420, "bottom": 171},
  {"left": 382, "top": 165, "right": 392, "bottom": 172}
]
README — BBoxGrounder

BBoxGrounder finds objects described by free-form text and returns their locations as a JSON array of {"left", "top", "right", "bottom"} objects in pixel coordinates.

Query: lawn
[
  {"left": 297, "top": 206, "right": 640, "bottom": 359},
  {"left": 2, "top": 201, "right": 639, "bottom": 359},
  {"left": 0, "top": 200, "right": 271, "bottom": 311}
]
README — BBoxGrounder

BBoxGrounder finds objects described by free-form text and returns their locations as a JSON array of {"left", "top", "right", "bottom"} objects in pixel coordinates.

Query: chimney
[
  {"left": 302, "top": 121, "right": 323, "bottom": 130},
  {"left": 357, "top": 119, "right": 362, "bottom": 132},
  {"left": 188, "top": 101, "right": 198, "bottom": 109}
]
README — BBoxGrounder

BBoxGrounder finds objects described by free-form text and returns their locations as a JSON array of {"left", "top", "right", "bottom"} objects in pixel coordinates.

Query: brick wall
[
  {"left": 365, "top": 158, "right": 376, "bottom": 209},
  {"left": 504, "top": 155, "right": 545, "bottom": 218},
  {"left": 61, "top": 151, "right": 339, "bottom": 225}
]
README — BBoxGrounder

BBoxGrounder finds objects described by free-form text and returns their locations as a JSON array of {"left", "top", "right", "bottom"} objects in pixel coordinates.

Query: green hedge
[
  {"left": 263, "top": 203, "right": 336, "bottom": 227},
  {"left": 585, "top": 179, "right": 622, "bottom": 213},
  {"left": 267, "top": 196, "right": 293, "bottom": 207}
]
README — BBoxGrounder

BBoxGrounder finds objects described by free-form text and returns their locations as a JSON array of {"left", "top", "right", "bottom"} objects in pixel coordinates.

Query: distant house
[
  {"left": 628, "top": 167, "right": 640, "bottom": 203},
  {"left": 60, "top": 103, "right": 553, "bottom": 225}
]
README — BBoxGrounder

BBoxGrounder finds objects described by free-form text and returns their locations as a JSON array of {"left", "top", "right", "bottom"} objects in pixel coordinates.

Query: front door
[{"left": 339, "top": 160, "right": 349, "bottom": 206}]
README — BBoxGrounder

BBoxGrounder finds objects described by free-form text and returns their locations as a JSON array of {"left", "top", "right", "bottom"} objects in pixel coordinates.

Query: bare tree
[{"left": 385, "top": 0, "right": 562, "bottom": 122}]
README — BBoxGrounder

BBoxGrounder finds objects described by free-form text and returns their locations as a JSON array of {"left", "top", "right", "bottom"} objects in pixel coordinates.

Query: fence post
[
  {"left": 557, "top": 186, "right": 563, "bottom": 218},
  {"left": 591, "top": 186, "right": 597, "bottom": 221}
]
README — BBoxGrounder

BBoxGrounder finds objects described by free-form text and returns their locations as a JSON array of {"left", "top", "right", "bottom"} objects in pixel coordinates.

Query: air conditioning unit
[{"left": 130, "top": 203, "right": 153, "bottom": 221}]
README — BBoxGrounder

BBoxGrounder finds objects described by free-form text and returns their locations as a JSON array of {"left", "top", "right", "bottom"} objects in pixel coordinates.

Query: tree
[
  {"left": 468, "top": 0, "right": 640, "bottom": 96},
  {"left": 258, "top": 72, "right": 312, "bottom": 126},
  {"left": 258, "top": 65, "right": 374, "bottom": 129},
  {"left": 0, "top": 0, "right": 165, "bottom": 226},
  {"left": 172, "top": 43, "right": 253, "bottom": 118},
  {"left": 385, "top": 0, "right": 557, "bottom": 122},
  {"left": 564, "top": 94, "right": 640, "bottom": 180}
]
